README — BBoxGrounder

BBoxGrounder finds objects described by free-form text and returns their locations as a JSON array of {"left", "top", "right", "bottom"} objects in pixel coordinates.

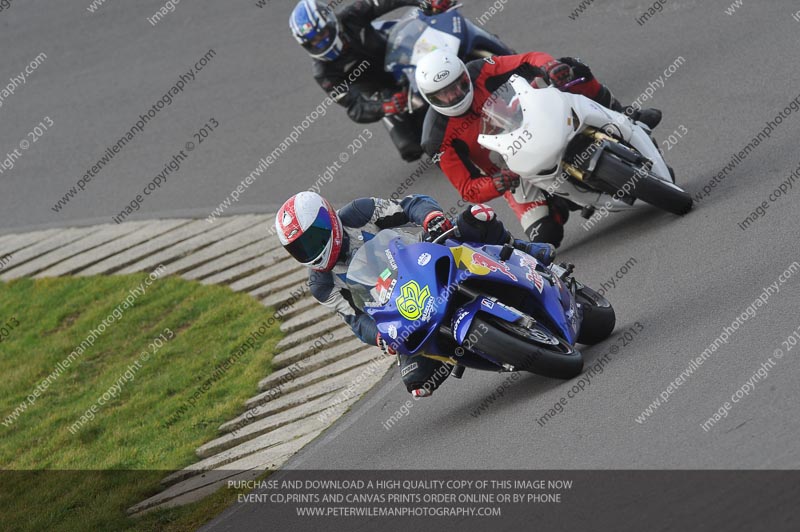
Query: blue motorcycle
[
  {"left": 375, "top": 4, "right": 514, "bottom": 161},
  {"left": 346, "top": 229, "right": 615, "bottom": 379}
]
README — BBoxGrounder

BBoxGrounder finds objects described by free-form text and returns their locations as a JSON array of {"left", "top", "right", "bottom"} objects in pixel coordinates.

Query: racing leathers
[
  {"left": 421, "top": 52, "right": 631, "bottom": 247},
  {"left": 313, "top": 0, "right": 418, "bottom": 123},
  {"left": 308, "top": 194, "right": 551, "bottom": 396}
]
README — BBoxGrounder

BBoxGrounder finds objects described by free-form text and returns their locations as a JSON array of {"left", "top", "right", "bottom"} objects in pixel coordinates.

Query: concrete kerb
[
  {"left": 274, "top": 315, "right": 346, "bottom": 353},
  {"left": 34, "top": 220, "right": 191, "bottom": 278},
  {"left": 248, "top": 267, "right": 308, "bottom": 298},
  {"left": 0, "top": 228, "right": 61, "bottom": 258},
  {"left": 129, "top": 430, "right": 326, "bottom": 516},
  {"left": 197, "top": 247, "right": 287, "bottom": 286},
  {"left": 15, "top": 222, "right": 153, "bottom": 278},
  {"left": 229, "top": 257, "right": 304, "bottom": 294},
  {"left": 279, "top": 302, "right": 332, "bottom": 333},
  {"left": 263, "top": 292, "right": 316, "bottom": 321},
  {"left": 116, "top": 215, "right": 264, "bottom": 275},
  {"left": 195, "top": 391, "right": 342, "bottom": 458},
  {"left": 181, "top": 241, "right": 278, "bottom": 281},
  {"left": 159, "top": 216, "right": 275, "bottom": 275},
  {"left": 229, "top": 350, "right": 382, "bottom": 430},
  {"left": 256, "top": 337, "right": 367, "bottom": 393},
  {"left": 1, "top": 226, "right": 105, "bottom": 279},
  {"left": 77, "top": 218, "right": 220, "bottom": 276},
  {"left": 160, "top": 403, "right": 352, "bottom": 488},
  {"left": 271, "top": 325, "right": 354, "bottom": 368}
]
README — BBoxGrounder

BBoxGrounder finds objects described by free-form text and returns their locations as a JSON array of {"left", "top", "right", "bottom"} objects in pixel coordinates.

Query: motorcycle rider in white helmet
[
  {"left": 417, "top": 49, "right": 662, "bottom": 247},
  {"left": 276, "top": 191, "right": 555, "bottom": 397}
]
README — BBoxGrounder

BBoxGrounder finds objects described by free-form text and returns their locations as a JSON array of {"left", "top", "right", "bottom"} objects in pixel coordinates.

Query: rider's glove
[
  {"left": 543, "top": 60, "right": 574, "bottom": 88},
  {"left": 559, "top": 57, "right": 594, "bottom": 81},
  {"left": 377, "top": 333, "right": 398, "bottom": 355},
  {"left": 422, "top": 211, "right": 454, "bottom": 240},
  {"left": 382, "top": 91, "right": 408, "bottom": 116},
  {"left": 419, "top": 0, "right": 453, "bottom": 15},
  {"left": 492, "top": 169, "right": 521, "bottom": 194}
]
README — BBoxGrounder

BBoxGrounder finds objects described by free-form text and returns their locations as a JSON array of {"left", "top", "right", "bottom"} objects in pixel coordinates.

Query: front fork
[{"left": 562, "top": 127, "right": 649, "bottom": 183}]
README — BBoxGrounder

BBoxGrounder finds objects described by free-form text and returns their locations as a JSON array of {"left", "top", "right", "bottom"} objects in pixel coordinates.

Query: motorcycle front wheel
[
  {"left": 575, "top": 285, "right": 616, "bottom": 345},
  {"left": 466, "top": 316, "right": 583, "bottom": 379},
  {"left": 593, "top": 151, "right": 693, "bottom": 215}
]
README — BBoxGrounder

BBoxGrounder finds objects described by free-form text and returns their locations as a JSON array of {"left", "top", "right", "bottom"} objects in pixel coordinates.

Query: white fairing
[
  {"left": 478, "top": 84, "right": 574, "bottom": 176},
  {"left": 477, "top": 75, "right": 673, "bottom": 212}
]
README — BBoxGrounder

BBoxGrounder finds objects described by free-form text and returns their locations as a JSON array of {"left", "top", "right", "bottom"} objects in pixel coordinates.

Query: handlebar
[{"left": 430, "top": 226, "right": 458, "bottom": 244}]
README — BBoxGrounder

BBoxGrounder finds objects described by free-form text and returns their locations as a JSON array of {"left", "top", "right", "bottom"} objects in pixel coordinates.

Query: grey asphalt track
[{"left": 4, "top": 0, "right": 800, "bottom": 530}]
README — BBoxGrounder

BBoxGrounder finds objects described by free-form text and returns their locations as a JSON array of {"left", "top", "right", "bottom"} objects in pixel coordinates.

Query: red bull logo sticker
[
  {"left": 471, "top": 251, "right": 517, "bottom": 282},
  {"left": 450, "top": 246, "right": 517, "bottom": 282},
  {"left": 519, "top": 254, "right": 544, "bottom": 293}
]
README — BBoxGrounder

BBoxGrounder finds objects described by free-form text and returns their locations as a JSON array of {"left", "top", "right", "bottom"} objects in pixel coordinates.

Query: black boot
[
  {"left": 596, "top": 86, "right": 662, "bottom": 129},
  {"left": 625, "top": 106, "right": 662, "bottom": 130}
]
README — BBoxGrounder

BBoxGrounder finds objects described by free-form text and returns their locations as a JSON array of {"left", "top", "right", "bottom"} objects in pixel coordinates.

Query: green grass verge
[{"left": 0, "top": 274, "right": 282, "bottom": 531}]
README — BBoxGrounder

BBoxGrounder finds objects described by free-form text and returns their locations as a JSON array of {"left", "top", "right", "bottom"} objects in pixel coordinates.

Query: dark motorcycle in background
[{"left": 375, "top": 3, "right": 514, "bottom": 160}]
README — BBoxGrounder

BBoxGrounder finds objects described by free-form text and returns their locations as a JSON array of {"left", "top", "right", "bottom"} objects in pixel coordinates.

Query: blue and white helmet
[{"left": 289, "top": 0, "right": 344, "bottom": 62}]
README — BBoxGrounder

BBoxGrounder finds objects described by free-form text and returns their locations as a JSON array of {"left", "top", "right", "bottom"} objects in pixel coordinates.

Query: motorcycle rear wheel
[
  {"left": 593, "top": 152, "right": 693, "bottom": 215},
  {"left": 466, "top": 316, "right": 583, "bottom": 379}
]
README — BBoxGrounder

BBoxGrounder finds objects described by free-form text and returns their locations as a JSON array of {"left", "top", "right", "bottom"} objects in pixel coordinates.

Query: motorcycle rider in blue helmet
[{"left": 289, "top": 0, "right": 451, "bottom": 160}]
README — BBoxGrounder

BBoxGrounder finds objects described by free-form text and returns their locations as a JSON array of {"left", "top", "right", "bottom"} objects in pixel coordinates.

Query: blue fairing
[
  {"left": 346, "top": 230, "right": 580, "bottom": 365},
  {"left": 362, "top": 238, "right": 453, "bottom": 356},
  {"left": 451, "top": 243, "right": 578, "bottom": 345},
  {"left": 383, "top": 8, "right": 513, "bottom": 84}
]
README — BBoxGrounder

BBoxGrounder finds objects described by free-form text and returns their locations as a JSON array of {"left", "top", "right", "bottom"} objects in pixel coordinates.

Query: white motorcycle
[{"left": 477, "top": 75, "right": 693, "bottom": 220}]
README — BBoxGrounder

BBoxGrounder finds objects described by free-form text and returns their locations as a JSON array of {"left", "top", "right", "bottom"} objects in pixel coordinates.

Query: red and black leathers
[
  {"left": 421, "top": 52, "right": 609, "bottom": 204},
  {"left": 421, "top": 53, "right": 618, "bottom": 244}
]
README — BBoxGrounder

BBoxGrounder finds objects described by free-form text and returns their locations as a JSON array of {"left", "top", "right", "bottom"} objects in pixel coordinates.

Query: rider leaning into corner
[
  {"left": 417, "top": 49, "right": 663, "bottom": 247},
  {"left": 290, "top": 0, "right": 455, "bottom": 160},
  {"left": 276, "top": 191, "right": 555, "bottom": 397}
]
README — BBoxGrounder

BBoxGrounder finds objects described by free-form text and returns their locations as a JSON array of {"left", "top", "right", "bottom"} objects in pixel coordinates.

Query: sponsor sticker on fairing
[
  {"left": 395, "top": 281, "right": 431, "bottom": 321},
  {"left": 385, "top": 249, "right": 398, "bottom": 270},
  {"left": 453, "top": 309, "right": 469, "bottom": 332},
  {"left": 376, "top": 269, "right": 397, "bottom": 305},
  {"left": 421, "top": 298, "right": 436, "bottom": 322}
]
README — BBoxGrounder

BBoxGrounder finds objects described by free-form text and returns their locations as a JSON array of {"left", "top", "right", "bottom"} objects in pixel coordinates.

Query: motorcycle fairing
[
  {"left": 364, "top": 238, "right": 453, "bottom": 356},
  {"left": 359, "top": 234, "right": 577, "bottom": 357},
  {"left": 450, "top": 295, "right": 522, "bottom": 345},
  {"left": 447, "top": 243, "right": 577, "bottom": 343}
]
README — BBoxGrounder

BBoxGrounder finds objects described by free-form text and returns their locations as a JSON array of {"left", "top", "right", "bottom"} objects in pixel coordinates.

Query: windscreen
[
  {"left": 480, "top": 81, "right": 524, "bottom": 136},
  {"left": 346, "top": 229, "right": 418, "bottom": 310},
  {"left": 385, "top": 19, "right": 461, "bottom": 71}
]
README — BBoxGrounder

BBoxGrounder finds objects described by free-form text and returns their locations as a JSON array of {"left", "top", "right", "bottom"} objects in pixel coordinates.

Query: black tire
[
  {"left": 466, "top": 316, "right": 583, "bottom": 379},
  {"left": 575, "top": 286, "right": 616, "bottom": 345},
  {"left": 593, "top": 152, "right": 693, "bottom": 215}
]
